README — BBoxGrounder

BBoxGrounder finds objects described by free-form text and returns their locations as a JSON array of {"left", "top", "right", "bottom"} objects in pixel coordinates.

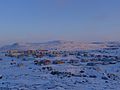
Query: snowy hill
[
  {"left": 1, "top": 40, "right": 119, "bottom": 51},
  {"left": 0, "top": 41, "right": 120, "bottom": 90}
]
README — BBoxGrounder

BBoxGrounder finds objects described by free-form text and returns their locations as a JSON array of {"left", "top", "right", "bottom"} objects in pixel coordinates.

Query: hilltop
[{"left": 0, "top": 40, "right": 111, "bottom": 51}]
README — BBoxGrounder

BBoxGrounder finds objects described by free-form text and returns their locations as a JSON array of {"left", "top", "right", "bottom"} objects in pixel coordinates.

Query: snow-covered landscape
[
  {"left": 0, "top": 40, "right": 120, "bottom": 90},
  {"left": 0, "top": 0, "right": 120, "bottom": 90}
]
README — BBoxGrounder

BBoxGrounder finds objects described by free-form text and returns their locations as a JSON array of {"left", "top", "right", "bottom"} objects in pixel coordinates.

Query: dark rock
[
  {"left": 89, "top": 75, "right": 97, "bottom": 78},
  {"left": 102, "top": 77, "right": 108, "bottom": 80},
  {"left": 0, "top": 75, "right": 3, "bottom": 79}
]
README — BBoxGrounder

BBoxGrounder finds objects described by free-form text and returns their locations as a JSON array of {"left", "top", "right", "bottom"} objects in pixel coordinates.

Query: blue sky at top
[{"left": 0, "top": 0, "right": 120, "bottom": 44}]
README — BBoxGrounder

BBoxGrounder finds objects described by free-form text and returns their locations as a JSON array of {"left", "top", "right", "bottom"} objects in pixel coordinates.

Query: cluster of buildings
[
  {"left": 6, "top": 49, "right": 61, "bottom": 58},
  {"left": 5, "top": 49, "right": 120, "bottom": 66},
  {"left": 6, "top": 49, "right": 87, "bottom": 58}
]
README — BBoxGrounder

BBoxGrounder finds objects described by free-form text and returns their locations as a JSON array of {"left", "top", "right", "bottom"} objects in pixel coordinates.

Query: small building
[
  {"left": 86, "top": 62, "right": 96, "bottom": 66},
  {"left": 34, "top": 59, "right": 51, "bottom": 65},
  {"left": 43, "top": 60, "right": 51, "bottom": 65},
  {"left": 53, "top": 60, "right": 65, "bottom": 64},
  {"left": 68, "top": 59, "right": 79, "bottom": 64}
]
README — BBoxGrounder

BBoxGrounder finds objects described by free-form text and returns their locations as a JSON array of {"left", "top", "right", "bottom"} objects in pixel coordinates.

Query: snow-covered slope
[{"left": 0, "top": 41, "right": 120, "bottom": 90}]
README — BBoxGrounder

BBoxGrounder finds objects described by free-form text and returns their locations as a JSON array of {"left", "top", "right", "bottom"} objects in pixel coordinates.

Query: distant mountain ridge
[{"left": 0, "top": 40, "right": 119, "bottom": 51}]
